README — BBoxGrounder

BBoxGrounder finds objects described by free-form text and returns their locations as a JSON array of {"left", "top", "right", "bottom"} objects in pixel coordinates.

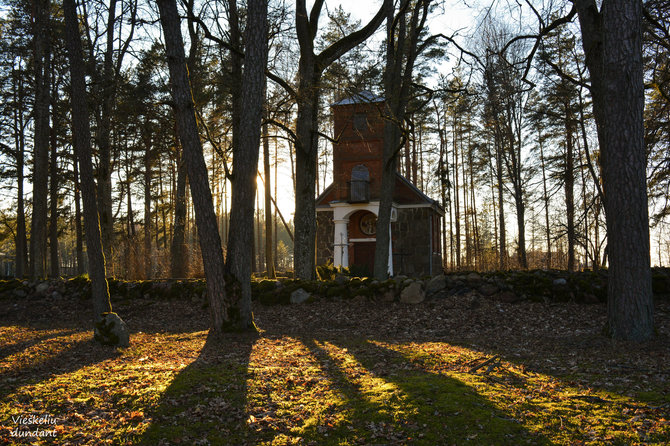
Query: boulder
[
  {"left": 12, "top": 289, "right": 27, "bottom": 298},
  {"left": 400, "top": 282, "right": 425, "bottom": 304},
  {"left": 290, "top": 288, "right": 311, "bottom": 304},
  {"left": 426, "top": 274, "right": 448, "bottom": 297},
  {"left": 94, "top": 312, "right": 130, "bottom": 347},
  {"left": 35, "top": 282, "right": 50, "bottom": 296},
  {"left": 553, "top": 278, "right": 567, "bottom": 286}
]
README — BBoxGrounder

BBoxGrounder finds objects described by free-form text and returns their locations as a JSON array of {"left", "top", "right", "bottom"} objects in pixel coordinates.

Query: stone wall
[
  {"left": 392, "top": 207, "right": 436, "bottom": 276},
  {"left": 316, "top": 211, "right": 334, "bottom": 266}
]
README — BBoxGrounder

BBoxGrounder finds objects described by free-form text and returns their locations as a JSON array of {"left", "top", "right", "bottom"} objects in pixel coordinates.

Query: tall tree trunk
[
  {"left": 263, "top": 119, "right": 275, "bottom": 279},
  {"left": 63, "top": 0, "right": 113, "bottom": 319},
  {"left": 453, "top": 118, "right": 461, "bottom": 269},
  {"left": 30, "top": 0, "right": 51, "bottom": 278},
  {"left": 96, "top": 0, "right": 118, "bottom": 272},
  {"left": 374, "top": 0, "right": 430, "bottom": 280},
  {"left": 575, "top": 0, "right": 653, "bottom": 340},
  {"left": 158, "top": 0, "right": 229, "bottom": 331},
  {"left": 565, "top": 104, "right": 575, "bottom": 270},
  {"left": 496, "top": 140, "right": 506, "bottom": 269},
  {"left": 293, "top": 67, "right": 320, "bottom": 279},
  {"left": 49, "top": 92, "right": 59, "bottom": 277},
  {"left": 13, "top": 64, "right": 28, "bottom": 277},
  {"left": 514, "top": 191, "right": 527, "bottom": 269},
  {"left": 170, "top": 143, "right": 188, "bottom": 277},
  {"left": 73, "top": 157, "right": 84, "bottom": 275},
  {"left": 462, "top": 137, "right": 470, "bottom": 268},
  {"left": 144, "top": 142, "right": 152, "bottom": 279},
  {"left": 538, "top": 128, "right": 552, "bottom": 269}
]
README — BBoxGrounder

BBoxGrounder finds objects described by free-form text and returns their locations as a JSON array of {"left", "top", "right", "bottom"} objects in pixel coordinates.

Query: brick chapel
[{"left": 315, "top": 91, "right": 444, "bottom": 277}]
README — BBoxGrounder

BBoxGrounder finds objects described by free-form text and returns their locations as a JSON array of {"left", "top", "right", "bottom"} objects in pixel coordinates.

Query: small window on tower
[{"left": 353, "top": 113, "right": 368, "bottom": 131}]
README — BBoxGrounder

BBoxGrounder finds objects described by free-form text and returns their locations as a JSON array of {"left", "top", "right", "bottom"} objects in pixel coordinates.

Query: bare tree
[
  {"left": 157, "top": 0, "right": 230, "bottom": 332},
  {"left": 63, "top": 0, "right": 127, "bottom": 345}
]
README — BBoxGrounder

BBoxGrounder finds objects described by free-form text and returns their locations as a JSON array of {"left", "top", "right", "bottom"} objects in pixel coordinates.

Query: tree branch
[{"left": 317, "top": 0, "right": 391, "bottom": 70}]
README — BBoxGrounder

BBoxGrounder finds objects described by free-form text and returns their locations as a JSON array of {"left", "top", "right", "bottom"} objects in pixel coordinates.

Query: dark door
[{"left": 352, "top": 242, "right": 375, "bottom": 277}]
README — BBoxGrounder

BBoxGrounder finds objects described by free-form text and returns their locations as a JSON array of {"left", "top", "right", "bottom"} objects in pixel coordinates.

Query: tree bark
[
  {"left": 170, "top": 143, "right": 188, "bottom": 277},
  {"left": 158, "top": 0, "right": 229, "bottom": 331},
  {"left": 224, "top": 0, "right": 268, "bottom": 329},
  {"left": 63, "top": 0, "right": 112, "bottom": 318},
  {"left": 575, "top": 0, "right": 653, "bottom": 340},
  {"left": 30, "top": 0, "right": 51, "bottom": 278}
]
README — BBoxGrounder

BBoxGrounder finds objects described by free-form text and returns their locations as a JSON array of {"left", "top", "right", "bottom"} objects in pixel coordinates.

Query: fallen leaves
[{"left": 0, "top": 289, "right": 668, "bottom": 444}]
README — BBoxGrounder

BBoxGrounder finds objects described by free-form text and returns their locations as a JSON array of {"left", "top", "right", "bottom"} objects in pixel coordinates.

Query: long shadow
[
  {"left": 0, "top": 328, "right": 79, "bottom": 362},
  {"left": 300, "top": 336, "right": 549, "bottom": 445},
  {"left": 135, "top": 330, "right": 258, "bottom": 445},
  {"left": 0, "top": 336, "right": 119, "bottom": 402}
]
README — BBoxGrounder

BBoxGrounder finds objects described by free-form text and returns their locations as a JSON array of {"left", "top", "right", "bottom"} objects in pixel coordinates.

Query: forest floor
[{"left": 0, "top": 289, "right": 669, "bottom": 445}]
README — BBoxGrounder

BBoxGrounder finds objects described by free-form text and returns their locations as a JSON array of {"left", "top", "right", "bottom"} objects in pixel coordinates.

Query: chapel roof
[{"left": 331, "top": 90, "right": 384, "bottom": 106}]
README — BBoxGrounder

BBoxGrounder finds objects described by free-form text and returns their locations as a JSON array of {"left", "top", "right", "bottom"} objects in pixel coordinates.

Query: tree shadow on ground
[
  {"left": 0, "top": 328, "right": 78, "bottom": 362},
  {"left": 0, "top": 334, "right": 120, "bottom": 402},
  {"left": 299, "top": 336, "right": 549, "bottom": 445},
  {"left": 136, "top": 330, "right": 258, "bottom": 445}
]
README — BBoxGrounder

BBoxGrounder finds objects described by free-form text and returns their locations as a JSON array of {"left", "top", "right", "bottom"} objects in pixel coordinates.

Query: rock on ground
[
  {"left": 400, "top": 282, "right": 425, "bottom": 304},
  {"left": 426, "top": 274, "right": 448, "bottom": 297},
  {"left": 290, "top": 288, "right": 311, "bottom": 304},
  {"left": 94, "top": 312, "right": 130, "bottom": 347}
]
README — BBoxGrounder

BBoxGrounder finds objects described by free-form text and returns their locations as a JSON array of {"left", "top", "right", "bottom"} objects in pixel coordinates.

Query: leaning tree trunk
[
  {"left": 158, "top": 0, "right": 230, "bottom": 332},
  {"left": 62, "top": 0, "right": 113, "bottom": 319},
  {"left": 576, "top": 0, "right": 653, "bottom": 340}
]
